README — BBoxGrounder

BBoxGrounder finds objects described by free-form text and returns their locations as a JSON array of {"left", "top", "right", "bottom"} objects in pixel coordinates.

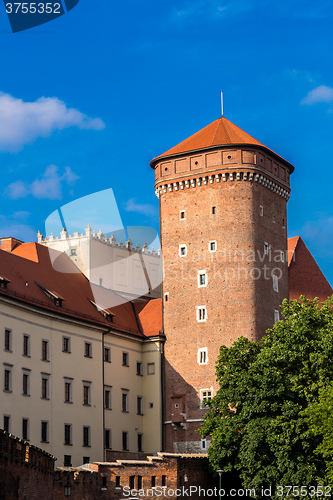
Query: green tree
[{"left": 200, "top": 297, "right": 333, "bottom": 498}]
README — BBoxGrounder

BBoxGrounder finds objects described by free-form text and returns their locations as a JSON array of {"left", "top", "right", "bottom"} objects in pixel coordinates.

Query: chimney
[{"left": 0, "top": 237, "right": 24, "bottom": 252}]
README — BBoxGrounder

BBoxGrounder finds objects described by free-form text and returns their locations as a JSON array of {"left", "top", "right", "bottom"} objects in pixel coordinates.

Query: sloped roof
[
  {"left": 288, "top": 236, "right": 333, "bottom": 302},
  {"left": 133, "top": 298, "right": 162, "bottom": 337},
  {"left": 0, "top": 243, "right": 162, "bottom": 338},
  {"left": 150, "top": 116, "right": 294, "bottom": 171}
]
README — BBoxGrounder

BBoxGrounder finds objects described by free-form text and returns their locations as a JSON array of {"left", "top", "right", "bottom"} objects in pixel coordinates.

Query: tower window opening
[
  {"left": 212, "top": 206, "right": 216, "bottom": 215},
  {"left": 200, "top": 389, "right": 213, "bottom": 407},
  {"left": 197, "top": 307, "right": 207, "bottom": 322},
  {"left": 180, "top": 210, "right": 185, "bottom": 220},
  {"left": 179, "top": 244, "right": 187, "bottom": 257},
  {"left": 260, "top": 205, "right": 264, "bottom": 217},
  {"left": 209, "top": 241, "right": 217, "bottom": 252},
  {"left": 198, "top": 347, "right": 208, "bottom": 364},
  {"left": 198, "top": 271, "right": 207, "bottom": 288},
  {"left": 273, "top": 274, "right": 279, "bottom": 293},
  {"left": 274, "top": 310, "right": 280, "bottom": 323},
  {"left": 264, "top": 242, "right": 269, "bottom": 255}
]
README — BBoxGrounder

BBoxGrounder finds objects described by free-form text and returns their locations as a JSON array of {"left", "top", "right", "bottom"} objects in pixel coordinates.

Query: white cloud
[
  {"left": 5, "top": 165, "right": 79, "bottom": 200},
  {"left": 124, "top": 198, "right": 158, "bottom": 217},
  {"left": 0, "top": 92, "right": 105, "bottom": 152},
  {"left": 301, "top": 85, "right": 333, "bottom": 105}
]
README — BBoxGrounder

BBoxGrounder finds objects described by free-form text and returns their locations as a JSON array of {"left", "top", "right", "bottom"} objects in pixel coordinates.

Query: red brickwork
[
  {"left": 152, "top": 134, "right": 293, "bottom": 453},
  {"left": 0, "top": 429, "right": 54, "bottom": 500}
]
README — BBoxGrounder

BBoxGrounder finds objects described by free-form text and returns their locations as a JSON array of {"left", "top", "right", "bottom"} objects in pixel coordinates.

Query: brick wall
[
  {"left": 154, "top": 146, "right": 292, "bottom": 452},
  {"left": 0, "top": 429, "right": 54, "bottom": 500}
]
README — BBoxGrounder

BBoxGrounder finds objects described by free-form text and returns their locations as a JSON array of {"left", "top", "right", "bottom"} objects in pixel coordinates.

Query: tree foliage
[{"left": 200, "top": 297, "right": 333, "bottom": 497}]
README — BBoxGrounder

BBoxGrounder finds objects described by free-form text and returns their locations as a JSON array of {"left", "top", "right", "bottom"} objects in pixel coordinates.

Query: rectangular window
[
  {"left": 147, "top": 363, "right": 155, "bottom": 375},
  {"left": 179, "top": 244, "right": 187, "bottom": 257},
  {"left": 280, "top": 250, "right": 285, "bottom": 263},
  {"left": 4, "top": 415, "right": 10, "bottom": 432},
  {"left": 209, "top": 241, "right": 216, "bottom": 252},
  {"left": 122, "top": 392, "right": 128, "bottom": 412},
  {"left": 260, "top": 205, "right": 264, "bottom": 216},
  {"left": 274, "top": 310, "right": 280, "bottom": 323},
  {"left": 197, "top": 306, "right": 207, "bottom": 322},
  {"left": 116, "top": 476, "right": 120, "bottom": 487},
  {"left": 180, "top": 210, "right": 185, "bottom": 220},
  {"left": 104, "top": 347, "right": 111, "bottom": 362},
  {"left": 104, "top": 386, "right": 111, "bottom": 409},
  {"left": 41, "top": 376, "right": 49, "bottom": 400},
  {"left": 41, "top": 421, "right": 48, "bottom": 443},
  {"left": 64, "top": 455, "right": 72, "bottom": 467},
  {"left": 273, "top": 274, "right": 279, "bottom": 292},
  {"left": 4, "top": 329, "right": 11, "bottom": 352},
  {"left": 83, "top": 383, "right": 91, "bottom": 405},
  {"left": 83, "top": 456, "right": 90, "bottom": 464},
  {"left": 164, "top": 293, "right": 169, "bottom": 303},
  {"left": 138, "top": 475, "right": 143, "bottom": 489},
  {"left": 105, "top": 429, "right": 111, "bottom": 449},
  {"left": 200, "top": 389, "right": 213, "bottom": 408},
  {"left": 41, "top": 340, "right": 49, "bottom": 361},
  {"left": 136, "top": 362, "right": 143, "bottom": 376},
  {"left": 212, "top": 206, "right": 216, "bottom": 215},
  {"left": 62, "top": 337, "right": 71, "bottom": 353},
  {"left": 22, "top": 418, "right": 29, "bottom": 440},
  {"left": 84, "top": 342, "right": 92, "bottom": 358},
  {"left": 151, "top": 476, "right": 156, "bottom": 488},
  {"left": 122, "top": 352, "right": 129, "bottom": 366},
  {"left": 122, "top": 431, "right": 128, "bottom": 451},
  {"left": 264, "top": 242, "right": 269, "bottom": 255},
  {"left": 162, "top": 475, "right": 167, "bottom": 487},
  {"left": 137, "top": 396, "right": 143, "bottom": 415},
  {"left": 64, "top": 424, "right": 72, "bottom": 445},
  {"left": 138, "top": 434, "right": 143, "bottom": 452},
  {"left": 198, "top": 270, "right": 207, "bottom": 288},
  {"left": 4, "top": 368, "right": 11, "bottom": 392},
  {"left": 129, "top": 475, "right": 135, "bottom": 489},
  {"left": 198, "top": 347, "right": 208, "bottom": 365},
  {"left": 64, "top": 380, "right": 72, "bottom": 403},
  {"left": 201, "top": 438, "right": 207, "bottom": 450},
  {"left": 70, "top": 248, "right": 76, "bottom": 256},
  {"left": 83, "top": 426, "right": 90, "bottom": 447},
  {"left": 22, "top": 373, "right": 30, "bottom": 396},
  {"left": 23, "top": 335, "right": 30, "bottom": 356}
]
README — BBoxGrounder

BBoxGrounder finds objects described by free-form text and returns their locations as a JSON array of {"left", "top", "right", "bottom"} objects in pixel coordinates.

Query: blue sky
[{"left": 0, "top": 0, "right": 332, "bottom": 285}]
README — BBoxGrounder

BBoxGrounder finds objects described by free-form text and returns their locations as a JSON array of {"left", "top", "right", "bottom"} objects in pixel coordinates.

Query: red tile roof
[
  {"left": 133, "top": 298, "right": 162, "bottom": 337},
  {"left": 288, "top": 236, "right": 333, "bottom": 302},
  {"left": 150, "top": 116, "right": 294, "bottom": 172},
  {"left": 0, "top": 243, "right": 162, "bottom": 338}
]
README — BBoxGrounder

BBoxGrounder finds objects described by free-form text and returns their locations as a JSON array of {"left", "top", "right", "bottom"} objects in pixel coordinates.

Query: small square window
[
  {"left": 197, "top": 306, "right": 207, "bottom": 322},
  {"left": 180, "top": 210, "right": 185, "bottom": 220},
  {"left": 84, "top": 342, "right": 92, "bottom": 358},
  {"left": 104, "top": 347, "right": 111, "bottom": 362},
  {"left": 212, "top": 206, "right": 216, "bottom": 215},
  {"left": 70, "top": 248, "right": 77, "bottom": 256},
  {"left": 62, "top": 337, "right": 71, "bottom": 353},
  {"left": 83, "top": 456, "right": 90, "bottom": 464},
  {"left": 136, "top": 362, "right": 143, "bottom": 376},
  {"left": 209, "top": 241, "right": 216, "bottom": 252},
  {"left": 122, "top": 352, "right": 129, "bottom": 366},
  {"left": 4, "top": 329, "right": 11, "bottom": 352},
  {"left": 179, "top": 244, "right": 187, "bottom": 257},
  {"left": 147, "top": 363, "right": 155, "bottom": 375}
]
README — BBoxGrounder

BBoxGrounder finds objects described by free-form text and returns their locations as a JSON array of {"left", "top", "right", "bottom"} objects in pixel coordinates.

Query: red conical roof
[{"left": 150, "top": 116, "right": 293, "bottom": 171}]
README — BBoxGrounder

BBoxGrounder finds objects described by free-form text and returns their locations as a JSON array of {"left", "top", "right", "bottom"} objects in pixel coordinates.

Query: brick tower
[{"left": 150, "top": 116, "right": 294, "bottom": 453}]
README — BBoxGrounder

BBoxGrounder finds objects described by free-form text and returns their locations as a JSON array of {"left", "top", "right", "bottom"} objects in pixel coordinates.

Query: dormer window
[
  {"left": 0, "top": 276, "right": 10, "bottom": 290},
  {"left": 35, "top": 282, "right": 64, "bottom": 307},
  {"left": 89, "top": 300, "right": 114, "bottom": 322}
]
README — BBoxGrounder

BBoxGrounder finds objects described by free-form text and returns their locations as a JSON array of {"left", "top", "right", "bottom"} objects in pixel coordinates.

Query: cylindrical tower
[{"left": 150, "top": 116, "right": 294, "bottom": 453}]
